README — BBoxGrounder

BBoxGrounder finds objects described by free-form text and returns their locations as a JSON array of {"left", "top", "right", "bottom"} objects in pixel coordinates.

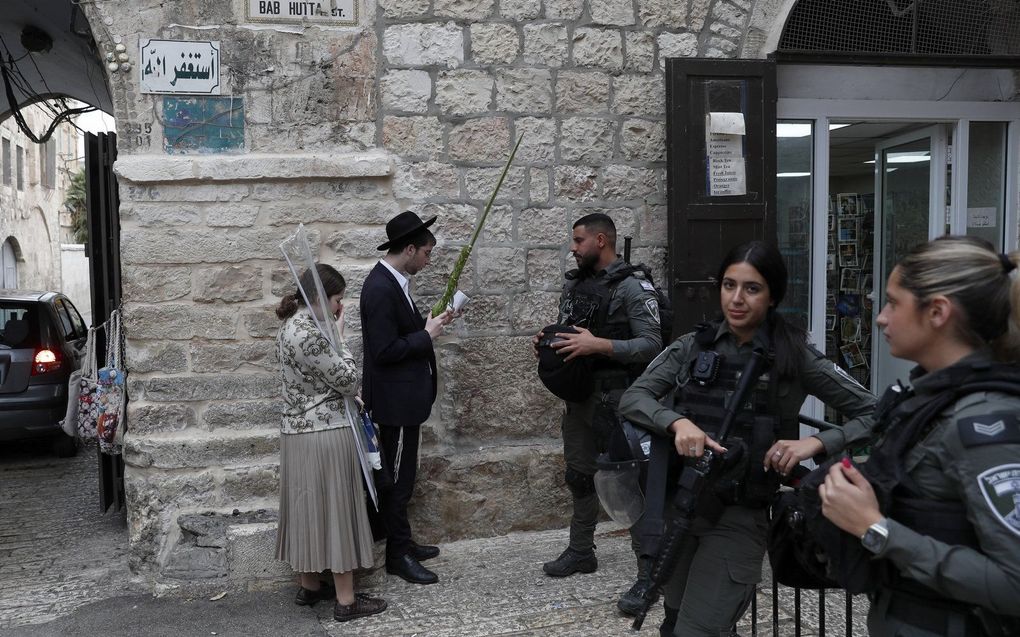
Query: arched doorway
[{"left": 1, "top": 237, "right": 19, "bottom": 288}]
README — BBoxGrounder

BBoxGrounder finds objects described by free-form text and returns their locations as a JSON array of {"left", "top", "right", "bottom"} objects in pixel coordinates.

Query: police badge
[{"left": 976, "top": 464, "right": 1020, "bottom": 537}]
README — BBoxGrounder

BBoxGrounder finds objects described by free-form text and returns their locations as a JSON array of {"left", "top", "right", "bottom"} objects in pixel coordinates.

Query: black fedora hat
[{"left": 377, "top": 210, "right": 438, "bottom": 251}]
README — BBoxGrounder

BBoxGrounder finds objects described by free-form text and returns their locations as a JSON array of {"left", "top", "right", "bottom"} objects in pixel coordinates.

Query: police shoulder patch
[
  {"left": 958, "top": 413, "right": 1020, "bottom": 448},
  {"left": 639, "top": 280, "right": 655, "bottom": 292},
  {"left": 976, "top": 463, "right": 1020, "bottom": 538},
  {"left": 644, "top": 298, "right": 660, "bottom": 324},
  {"left": 832, "top": 362, "right": 864, "bottom": 389}
]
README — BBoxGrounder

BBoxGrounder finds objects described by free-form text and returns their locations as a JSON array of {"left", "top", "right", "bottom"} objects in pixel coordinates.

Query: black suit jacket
[{"left": 360, "top": 262, "right": 438, "bottom": 427}]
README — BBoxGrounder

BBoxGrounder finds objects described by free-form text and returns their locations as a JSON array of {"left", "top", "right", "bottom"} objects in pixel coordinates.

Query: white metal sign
[
  {"left": 246, "top": 0, "right": 357, "bottom": 25},
  {"left": 140, "top": 39, "right": 221, "bottom": 95}
]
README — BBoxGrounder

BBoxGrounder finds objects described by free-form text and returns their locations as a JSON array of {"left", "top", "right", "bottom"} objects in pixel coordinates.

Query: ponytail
[
  {"left": 276, "top": 293, "right": 300, "bottom": 320},
  {"left": 993, "top": 251, "right": 1020, "bottom": 362}
]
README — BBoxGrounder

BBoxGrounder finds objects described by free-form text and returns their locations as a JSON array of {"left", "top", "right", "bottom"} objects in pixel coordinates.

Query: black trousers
[{"left": 378, "top": 423, "right": 420, "bottom": 562}]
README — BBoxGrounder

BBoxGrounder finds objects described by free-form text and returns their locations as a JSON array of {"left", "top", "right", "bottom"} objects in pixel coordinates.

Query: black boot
[
  {"left": 617, "top": 574, "right": 657, "bottom": 616},
  {"left": 659, "top": 604, "right": 679, "bottom": 637},
  {"left": 542, "top": 546, "right": 597, "bottom": 577}
]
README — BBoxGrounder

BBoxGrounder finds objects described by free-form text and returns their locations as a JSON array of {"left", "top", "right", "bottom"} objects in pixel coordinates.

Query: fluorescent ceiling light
[
  {"left": 829, "top": 123, "right": 851, "bottom": 131},
  {"left": 777, "top": 172, "right": 811, "bottom": 178},
  {"left": 777, "top": 123, "right": 812, "bottom": 138},
  {"left": 863, "top": 152, "right": 930, "bottom": 165}
]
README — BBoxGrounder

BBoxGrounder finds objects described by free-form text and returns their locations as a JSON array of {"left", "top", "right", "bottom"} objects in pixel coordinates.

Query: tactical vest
[
  {"left": 672, "top": 322, "right": 792, "bottom": 507},
  {"left": 559, "top": 267, "right": 636, "bottom": 380}
]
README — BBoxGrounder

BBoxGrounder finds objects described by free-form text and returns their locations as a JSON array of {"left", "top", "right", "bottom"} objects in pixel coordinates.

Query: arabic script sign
[
  {"left": 246, "top": 0, "right": 357, "bottom": 26},
  {"left": 140, "top": 39, "right": 221, "bottom": 95}
]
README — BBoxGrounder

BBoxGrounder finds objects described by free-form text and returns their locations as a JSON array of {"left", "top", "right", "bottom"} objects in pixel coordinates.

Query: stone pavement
[{"left": 1, "top": 438, "right": 868, "bottom": 636}]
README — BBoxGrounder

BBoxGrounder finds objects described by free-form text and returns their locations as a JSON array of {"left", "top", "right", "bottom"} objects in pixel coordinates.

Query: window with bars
[
  {"left": 779, "top": 0, "right": 1020, "bottom": 56},
  {"left": 1, "top": 139, "right": 9, "bottom": 186}
]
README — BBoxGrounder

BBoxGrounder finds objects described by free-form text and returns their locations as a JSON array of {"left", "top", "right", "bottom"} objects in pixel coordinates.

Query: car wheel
[{"left": 53, "top": 432, "right": 79, "bottom": 458}]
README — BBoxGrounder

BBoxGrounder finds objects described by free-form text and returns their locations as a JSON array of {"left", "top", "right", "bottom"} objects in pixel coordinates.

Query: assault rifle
[{"left": 631, "top": 344, "right": 770, "bottom": 630}]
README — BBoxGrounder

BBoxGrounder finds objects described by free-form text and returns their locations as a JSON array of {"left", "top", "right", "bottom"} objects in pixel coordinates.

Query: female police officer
[
  {"left": 820, "top": 237, "right": 1020, "bottom": 636},
  {"left": 618, "top": 240, "right": 876, "bottom": 637}
]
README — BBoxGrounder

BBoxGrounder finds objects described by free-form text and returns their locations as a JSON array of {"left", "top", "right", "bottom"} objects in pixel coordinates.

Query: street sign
[
  {"left": 140, "top": 39, "right": 221, "bottom": 95},
  {"left": 246, "top": 0, "right": 357, "bottom": 26}
]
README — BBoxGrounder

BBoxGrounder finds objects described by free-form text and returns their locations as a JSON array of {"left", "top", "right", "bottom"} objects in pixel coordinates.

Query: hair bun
[{"left": 1000, "top": 253, "right": 1017, "bottom": 275}]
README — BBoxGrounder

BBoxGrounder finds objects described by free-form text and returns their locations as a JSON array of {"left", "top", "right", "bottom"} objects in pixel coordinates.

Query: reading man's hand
[{"left": 425, "top": 310, "right": 451, "bottom": 339}]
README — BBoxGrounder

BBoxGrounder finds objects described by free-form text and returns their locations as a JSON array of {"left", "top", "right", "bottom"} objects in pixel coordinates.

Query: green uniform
[
  {"left": 618, "top": 323, "right": 876, "bottom": 637},
  {"left": 559, "top": 258, "right": 662, "bottom": 553},
  {"left": 865, "top": 352, "right": 1020, "bottom": 637}
]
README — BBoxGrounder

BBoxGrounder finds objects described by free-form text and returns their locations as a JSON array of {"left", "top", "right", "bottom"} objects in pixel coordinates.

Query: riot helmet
[
  {"left": 594, "top": 419, "right": 651, "bottom": 527},
  {"left": 536, "top": 323, "right": 594, "bottom": 403}
]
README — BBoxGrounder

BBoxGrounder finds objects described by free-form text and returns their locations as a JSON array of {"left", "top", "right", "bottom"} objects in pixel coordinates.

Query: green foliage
[{"left": 63, "top": 169, "right": 88, "bottom": 244}]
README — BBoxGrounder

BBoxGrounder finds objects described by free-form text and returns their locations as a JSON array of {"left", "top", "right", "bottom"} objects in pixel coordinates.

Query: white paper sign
[
  {"left": 967, "top": 207, "right": 997, "bottom": 228},
  {"left": 707, "top": 112, "right": 746, "bottom": 135},
  {"left": 709, "top": 157, "right": 746, "bottom": 197},
  {"left": 247, "top": 0, "right": 357, "bottom": 25},
  {"left": 706, "top": 132, "right": 742, "bottom": 160},
  {"left": 140, "top": 40, "right": 220, "bottom": 95}
]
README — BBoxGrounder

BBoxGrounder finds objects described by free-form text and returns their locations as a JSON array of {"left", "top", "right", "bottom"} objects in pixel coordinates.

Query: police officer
[
  {"left": 534, "top": 213, "right": 662, "bottom": 579},
  {"left": 619, "top": 240, "right": 876, "bottom": 637},
  {"left": 820, "top": 237, "right": 1020, "bottom": 636}
]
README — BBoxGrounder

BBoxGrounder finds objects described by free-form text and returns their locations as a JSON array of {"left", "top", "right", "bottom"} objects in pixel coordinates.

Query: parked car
[{"left": 0, "top": 290, "right": 89, "bottom": 457}]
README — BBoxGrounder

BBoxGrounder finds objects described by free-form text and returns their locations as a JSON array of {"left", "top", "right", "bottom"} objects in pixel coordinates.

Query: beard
[{"left": 574, "top": 251, "right": 598, "bottom": 272}]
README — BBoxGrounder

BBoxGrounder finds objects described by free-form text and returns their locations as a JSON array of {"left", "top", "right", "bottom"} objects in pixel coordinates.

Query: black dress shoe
[
  {"left": 410, "top": 541, "right": 440, "bottom": 561},
  {"left": 386, "top": 553, "right": 438, "bottom": 585}
]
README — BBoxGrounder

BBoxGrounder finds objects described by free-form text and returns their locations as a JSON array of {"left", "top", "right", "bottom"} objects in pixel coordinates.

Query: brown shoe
[{"left": 333, "top": 594, "right": 387, "bottom": 622}]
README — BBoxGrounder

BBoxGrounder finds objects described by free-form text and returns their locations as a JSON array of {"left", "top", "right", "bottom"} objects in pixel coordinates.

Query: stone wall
[{"left": 77, "top": 0, "right": 789, "bottom": 588}]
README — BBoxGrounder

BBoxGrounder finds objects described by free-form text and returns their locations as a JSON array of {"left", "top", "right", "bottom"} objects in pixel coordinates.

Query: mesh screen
[{"left": 779, "top": 0, "right": 1020, "bottom": 56}]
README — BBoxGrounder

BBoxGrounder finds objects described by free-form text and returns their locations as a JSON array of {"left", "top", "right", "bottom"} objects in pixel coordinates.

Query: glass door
[{"left": 871, "top": 126, "right": 948, "bottom": 391}]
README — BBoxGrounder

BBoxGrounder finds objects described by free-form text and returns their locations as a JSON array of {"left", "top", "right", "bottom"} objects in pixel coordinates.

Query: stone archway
[{"left": 1, "top": 236, "right": 20, "bottom": 288}]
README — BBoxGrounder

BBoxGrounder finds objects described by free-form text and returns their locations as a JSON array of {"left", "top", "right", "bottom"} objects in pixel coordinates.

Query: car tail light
[{"left": 32, "top": 348, "right": 62, "bottom": 375}]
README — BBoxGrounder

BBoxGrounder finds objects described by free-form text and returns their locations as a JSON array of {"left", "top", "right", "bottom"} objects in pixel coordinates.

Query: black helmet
[{"left": 536, "top": 323, "right": 594, "bottom": 403}]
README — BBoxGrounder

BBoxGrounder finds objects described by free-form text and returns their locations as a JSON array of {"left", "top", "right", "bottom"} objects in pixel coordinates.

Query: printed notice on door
[{"left": 706, "top": 112, "right": 746, "bottom": 197}]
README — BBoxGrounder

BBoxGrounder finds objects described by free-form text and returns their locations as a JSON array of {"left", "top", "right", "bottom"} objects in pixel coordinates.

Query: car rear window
[{"left": 0, "top": 303, "right": 41, "bottom": 349}]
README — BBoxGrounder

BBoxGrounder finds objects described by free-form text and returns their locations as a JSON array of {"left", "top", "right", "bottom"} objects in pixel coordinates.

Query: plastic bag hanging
[{"left": 279, "top": 224, "right": 379, "bottom": 509}]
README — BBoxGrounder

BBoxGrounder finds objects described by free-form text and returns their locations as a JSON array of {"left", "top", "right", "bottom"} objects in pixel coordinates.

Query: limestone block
[
  {"left": 414, "top": 248, "right": 476, "bottom": 295},
  {"left": 585, "top": 206, "right": 638, "bottom": 238},
  {"left": 264, "top": 199, "right": 399, "bottom": 226},
  {"left": 223, "top": 467, "right": 280, "bottom": 502},
  {"left": 477, "top": 247, "right": 527, "bottom": 290},
  {"left": 619, "top": 119, "right": 666, "bottom": 162},
  {"left": 712, "top": 1, "right": 747, "bottom": 30},
  {"left": 470, "top": 24, "right": 520, "bottom": 65},
  {"left": 560, "top": 118, "right": 615, "bottom": 164},
  {"left": 705, "top": 37, "right": 740, "bottom": 56},
  {"left": 517, "top": 207, "right": 572, "bottom": 245},
  {"left": 194, "top": 265, "right": 264, "bottom": 303},
  {"left": 554, "top": 166, "right": 600, "bottom": 202},
  {"left": 480, "top": 204, "right": 514, "bottom": 243},
  {"left": 161, "top": 545, "right": 227, "bottom": 580},
  {"left": 419, "top": 202, "right": 480, "bottom": 243},
  {"left": 640, "top": 203, "right": 668, "bottom": 242},
  {"left": 730, "top": 0, "right": 753, "bottom": 10},
  {"left": 129, "top": 404, "right": 197, "bottom": 435},
  {"left": 202, "top": 400, "right": 284, "bottom": 431},
  {"left": 249, "top": 180, "right": 384, "bottom": 202},
  {"left": 464, "top": 166, "right": 526, "bottom": 203},
  {"left": 328, "top": 228, "right": 393, "bottom": 260},
  {"left": 123, "top": 266, "right": 192, "bottom": 302},
  {"left": 435, "top": 0, "right": 495, "bottom": 21},
  {"left": 710, "top": 20, "right": 743, "bottom": 41},
  {"left": 124, "top": 472, "right": 219, "bottom": 545},
  {"left": 630, "top": 245, "right": 668, "bottom": 282},
  {"left": 572, "top": 28, "right": 624, "bottom": 72},
  {"left": 190, "top": 342, "right": 277, "bottom": 373},
  {"left": 383, "top": 23, "right": 465, "bottom": 68},
  {"left": 514, "top": 118, "right": 556, "bottom": 165},
  {"left": 435, "top": 338, "right": 561, "bottom": 440},
  {"left": 448, "top": 118, "right": 512, "bottom": 162},
  {"left": 393, "top": 161, "right": 461, "bottom": 199},
  {"left": 124, "top": 304, "right": 237, "bottom": 340},
  {"left": 123, "top": 183, "right": 249, "bottom": 204},
  {"left": 380, "top": 70, "right": 432, "bottom": 113},
  {"left": 590, "top": 0, "right": 636, "bottom": 25},
  {"left": 134, "top": 374, "right": 280, "bottom": 403},
  {"left": 121, "top": 228, "right": 309, "bottom": 265},
  {"left": 555, "top": 70, "right": 611, "bottom": 114},
  {"left": 529, "top": 168, "right": 550, "bottom": 204},
  {"left": 602, "top": 165, "right": 660, "bottom": 200},
  {"left": 125, "top": 431, "right": 280, "bottom": 469},
  {"left": 613, "top": 74, "right": 666, "bottom": 117},
  {"left": 657, "top": 32, "right": 699, "bottom": 63},
  {"left": 625, "top": 31, "right": 656, "bottom": 72},
  {"left": 525, "top": 248, "right": 564, "bottom": 290},
  {"left": 242, "top": 308, "right": 281, "bottom": 339},
  {"left": 545, "top": 0, "right": 583, "bottom": 19},
  {"left": 522, "top": 24, "right": 569, "bottom": 67},
  {"left": 226, "top": 523, "right": 291, "bottom": 588},
  {"left": 126, "top": 342, "right": 189, "bottom": 375},
  {"left": 453, "top": 293, "right": 511, "bottom": 332},
  {"left": 689, "top": 0, "right": 712, "bottom": 31},
  {"left": 495, "top": 69, "right": 553, "bottom": 114},
  {"left": 378, "top": 0, "right": 430, "bottom": 18},
  {"left": 205, "top": 204, "right": 261, "bottom": 227},
  {"left": 383, "top": 116, "right": 445, "bottom": 160},
  {"left": 336, "top": 264, "right": 375, "bottom": 298},
  {"left": 500, "top": 0, "right": 541, "bottom": 19},
  {"left": 510, "top": 290, "right": 564, "bottom": 331},
  {"left": 435, "top": 70, "right": 494, "bottom": 115},
  {"left": 637, "top": 0, "right": 686, "bottom": 27},
  {"left": 121, "top": 203, "right": 201, "bottom": 227}
]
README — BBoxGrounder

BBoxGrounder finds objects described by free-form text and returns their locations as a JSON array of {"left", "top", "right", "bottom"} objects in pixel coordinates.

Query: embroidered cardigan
[{"left": 277, "top": 310, "right": 358, "bottom": 435}]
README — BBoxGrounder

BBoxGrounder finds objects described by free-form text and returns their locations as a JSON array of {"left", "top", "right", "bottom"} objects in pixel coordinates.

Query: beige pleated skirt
[{"left": 275, "top": 426, "right": 375, "bottom": 573}]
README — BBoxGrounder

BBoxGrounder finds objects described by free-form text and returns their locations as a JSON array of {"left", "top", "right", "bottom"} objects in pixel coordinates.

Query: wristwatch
[{"left": 861, "top": 517, "right": 889, "bottom": 554}]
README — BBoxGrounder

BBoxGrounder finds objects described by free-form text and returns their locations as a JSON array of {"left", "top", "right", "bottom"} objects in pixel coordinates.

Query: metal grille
[{"left": 779, "top": 0, "right": 1020, "bottom": 56}]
